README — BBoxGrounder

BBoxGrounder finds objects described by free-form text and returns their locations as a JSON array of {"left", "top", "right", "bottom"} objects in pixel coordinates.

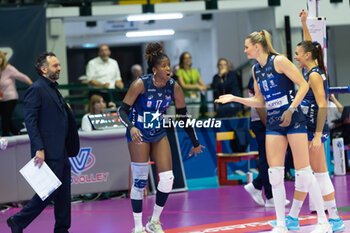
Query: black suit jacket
[{"left": 24, "top": 76, "right": 80, "bottom": 159}]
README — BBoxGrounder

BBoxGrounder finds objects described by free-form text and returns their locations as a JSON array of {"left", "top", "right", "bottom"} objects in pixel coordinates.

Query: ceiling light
[
  {"left": 82, "top": 43, "right": 98, "bottom": 48},
  {"left": 127, "top": 13, "right": 183, "bottom": 21},
  {"left": 126, "top": 29, "right": 175, "bottom": 38}
]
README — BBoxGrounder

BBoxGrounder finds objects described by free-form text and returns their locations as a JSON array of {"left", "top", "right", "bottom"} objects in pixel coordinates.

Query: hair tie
[
  {"left": 312, "top": 41, "right": 318, "bottom": 46},
  {"left": 259, "top": 31, "right": 264, "bottom": 36}
]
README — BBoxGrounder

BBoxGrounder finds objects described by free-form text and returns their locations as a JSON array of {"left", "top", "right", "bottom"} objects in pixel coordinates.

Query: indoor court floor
[{"left": 1, "top": 174, "right": 349, "bottom": 233}]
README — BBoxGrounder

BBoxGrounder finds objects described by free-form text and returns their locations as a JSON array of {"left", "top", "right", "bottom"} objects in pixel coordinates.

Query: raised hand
[{"left": 299, "top": 9, "right": 308, "bottom": 23}]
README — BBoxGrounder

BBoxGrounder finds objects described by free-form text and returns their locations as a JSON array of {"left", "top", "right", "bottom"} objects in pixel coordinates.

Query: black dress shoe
[{"left": 7, "top": 216, "right": 23, "bottom": 233}]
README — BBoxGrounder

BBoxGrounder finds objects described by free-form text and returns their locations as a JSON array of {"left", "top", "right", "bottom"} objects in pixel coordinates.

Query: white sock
[
  {"left": 151, "top": 204, "right": 164, "bottom": 222},
  {"left": 289, "top": 199, "right": 303, "bottom": 219},
  {"left": 271, "top": 182, "right": 286, "bottom": 227},
  {"left": 325, "top": 199, "right": 339, "bottom": 219},
  {"left": 133, "top": 212, "right": 143, "bottom": 231},
  {"left": 309, "top": 179, "right": 328, "bottom": 223}
]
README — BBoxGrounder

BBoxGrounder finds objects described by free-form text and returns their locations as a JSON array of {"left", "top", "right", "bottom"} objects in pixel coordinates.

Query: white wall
[{"left": 46, "top": 18, "right": 69, "bottom": 96}]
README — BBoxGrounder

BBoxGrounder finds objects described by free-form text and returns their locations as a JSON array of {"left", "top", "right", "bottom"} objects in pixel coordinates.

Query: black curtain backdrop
[{"left": 0, "top": 5, "right": 46, "bottom": 134}]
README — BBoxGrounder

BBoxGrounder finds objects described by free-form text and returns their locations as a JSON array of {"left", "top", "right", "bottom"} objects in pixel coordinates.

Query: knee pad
[
  {"left": 130, "top": 162, "right": 149, "bottom": 200},
  {"left": 157, "top": 171, "right": 174, "bottom": 193},
  {"left": 295, "top": 166, "right": 315, "bottom": 193},
  {"left": 268, "top": 167, "right": 284, "bottom": 187},
  {"left": 314, "top": 172, "right": 335, "bottom": 196}
]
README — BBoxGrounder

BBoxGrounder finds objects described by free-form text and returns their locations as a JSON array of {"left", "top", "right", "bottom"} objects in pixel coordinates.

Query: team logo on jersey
[
  {"left": 158, "top": 93, "right": 162, "bottom": 97},
  {"left": 165, "top": 95, "right": 171, "bottom": 100},
  {"left": 148, "top": 89, "right": 156, "bottom": 92},
  {"left": 147, "top": 101, "right": 152, "bottom": 108},
  {"left": 148, "top": 95, "right": 153, "bottom": 100},
  {"left": 144, "top": 110, "right": 161, "bottom": 129},
  {"left": 262, "top": 80, "right": 269, "bottom": 91}
]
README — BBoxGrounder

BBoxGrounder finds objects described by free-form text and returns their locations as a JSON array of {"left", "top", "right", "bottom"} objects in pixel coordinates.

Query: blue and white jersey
[
  {"left": 253, "top": 55, "right": 304, "bottom": 130},
  {"left": 127, "top": 74, "right": 175, "bottom": 142},
  {"left": 301, "top": 66, "right": 329, "bottom": 134}
]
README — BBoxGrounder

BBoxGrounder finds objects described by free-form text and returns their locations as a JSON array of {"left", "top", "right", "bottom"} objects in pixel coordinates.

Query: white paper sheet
[{"left": 20, "top": 158, "right": 62, "bottom": 201}]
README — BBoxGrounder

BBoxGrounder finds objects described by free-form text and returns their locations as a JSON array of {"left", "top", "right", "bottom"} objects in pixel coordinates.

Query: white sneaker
[
  {"left": 132, "top": 227, "right": 146, "bottom": 233},
  {"left": 146, "top": 218, "right": 164, "bottom": 233},
  {"left": 244, "top": 183, "right": 265, "bottom": 206},
  {"left": 270, "top": 226, "right": 288, "bottom": 233},
  {"left": 311, "top": 222, "right": 332, "bottom": 233},
  {"left": 265, "top": 198, "right": 290, "bottom": 208}
]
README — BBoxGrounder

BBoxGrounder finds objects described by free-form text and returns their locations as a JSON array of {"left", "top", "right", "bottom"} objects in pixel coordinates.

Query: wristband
[{"left": 288, "top": 106, "right": 296, "bottom": 114}]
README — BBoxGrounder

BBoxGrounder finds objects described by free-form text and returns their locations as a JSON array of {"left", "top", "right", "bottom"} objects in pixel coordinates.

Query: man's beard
[{"left": 47, "top": 71, "right": 60, "bottom": 81}]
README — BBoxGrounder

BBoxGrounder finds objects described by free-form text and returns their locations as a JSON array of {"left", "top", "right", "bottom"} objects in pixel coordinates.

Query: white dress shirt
[{"left": 86, "top": 57, "right": 121, "bottom": 89}]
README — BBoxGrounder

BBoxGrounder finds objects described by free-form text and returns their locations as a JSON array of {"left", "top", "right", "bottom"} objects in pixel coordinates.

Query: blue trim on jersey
[{"left": 126, "top": 74, "right": 175, "bottom": 143}]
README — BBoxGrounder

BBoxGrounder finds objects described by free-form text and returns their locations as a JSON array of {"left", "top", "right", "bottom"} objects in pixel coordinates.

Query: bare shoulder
[{"left": 274, "top": 55, "right": 293, "bottom": 73}]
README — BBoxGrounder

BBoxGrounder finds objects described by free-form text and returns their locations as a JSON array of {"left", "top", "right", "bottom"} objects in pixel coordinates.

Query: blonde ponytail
[{"left": 246, "top": 30, "right": 279, "bottom": 55}]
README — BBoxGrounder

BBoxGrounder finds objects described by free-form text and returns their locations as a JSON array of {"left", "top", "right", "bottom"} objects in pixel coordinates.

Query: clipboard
[{"left": 20, "top": 158, "right": 62, "bottom": 201}]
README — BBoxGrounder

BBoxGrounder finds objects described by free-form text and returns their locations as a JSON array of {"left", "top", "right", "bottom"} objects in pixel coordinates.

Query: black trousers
[
  {"left": 251, "top": 120, "right": 273, "bottom": 199},
  {"left": 0, "top": 99, "right": 18, "bottom": 136},
  {"left": 13, "top": 157, "right": 71, "bottom": 233}
]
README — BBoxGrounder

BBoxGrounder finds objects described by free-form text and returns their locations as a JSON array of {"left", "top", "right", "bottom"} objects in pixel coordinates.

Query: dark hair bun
[{"left": 144, "top": 42, "right": 163, "bottom": 62}]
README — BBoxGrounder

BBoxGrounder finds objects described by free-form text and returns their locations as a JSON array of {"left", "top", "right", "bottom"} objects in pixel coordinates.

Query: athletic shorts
[
  {"left": 307, "top": 131, "right": 329, "bottom": 143},
  {"left": 126, "top": 127, "right": 167, "bottom": 143},
  {"left": 266, "top": 121, "right": 307, "bottom": 136}
]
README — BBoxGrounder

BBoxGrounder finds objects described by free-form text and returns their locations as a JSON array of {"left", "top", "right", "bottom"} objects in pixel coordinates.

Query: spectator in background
[
  {"left": 211, "top": 58, "right": 242, "bottom": 118},
  {"left": 81, "top": 94, "right": 106, "bottom": 131},
  {"left": 171, "top": 64, "right": 180, "bottom": 82},
  {"left": 227, "top": 60, "right": 234, "bottom": 72},
  {"left": 86, "top": 45, "right": 121, "bottom": 107},
  {"left": 327, "top": 94, "right": 343, "bottom": 130},
  {"left": 126, "top": 64, "right": 143, "bottom": 89},
  {"left": 176, "top": 52, "right": 207, "bottom": 119},
  {"left": 86, "top": 45, "right": 124, "bottom": 89},
  {"left": 0, "top": 51, "right": 32, "bottom": 136}
]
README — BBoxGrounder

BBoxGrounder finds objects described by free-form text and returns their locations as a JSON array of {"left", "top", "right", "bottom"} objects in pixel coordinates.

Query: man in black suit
[{"left": 7, "top": 52, "right": 79, "bottom": 233}]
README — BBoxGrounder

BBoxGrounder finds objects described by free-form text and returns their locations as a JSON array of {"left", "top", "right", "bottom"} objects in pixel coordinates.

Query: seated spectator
[
  {"left": 126, "top": 64, "right": 143, "bottom": 89},
  {"left": 86, "top": 45, "right": 124, "bottom": 89},
  {"left": 81, "top": 94, "right": 106, "bottom": 131},
  {"left": 211, "top": 58, "right": 242, "bottom": 118},
  {"left": 171, "top": 64, "right": 180, "bottom": 82},
  {"left": 328, "top": 94, "right": 344, "bottom": 130},
  {"left": 0, "top": 51, "right": 32, "bottom": 136},
  {"left": 176, "top": 52, "right": 207, "bottom": 119}
]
